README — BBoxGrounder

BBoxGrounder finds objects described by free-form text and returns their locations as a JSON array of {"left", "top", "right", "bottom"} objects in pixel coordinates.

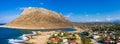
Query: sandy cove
[
  {"left": 24, "top": 31, "right": 58, "bottom": 44},
  {"left": 0, "top": 25, "right": 82, "bottom": 44},
  {"left": 24, "top": 31, "right": 82, "bottom": 44}
]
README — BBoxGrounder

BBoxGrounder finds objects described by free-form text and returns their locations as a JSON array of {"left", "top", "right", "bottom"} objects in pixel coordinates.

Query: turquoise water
[{"left": 0, "top": 27, "right": 76, "bottom": 44}]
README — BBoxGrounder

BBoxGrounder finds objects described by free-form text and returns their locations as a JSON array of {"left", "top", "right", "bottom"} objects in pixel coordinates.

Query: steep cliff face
[{"left": 6, "top": 8, "right": 72, "bottom": 29}]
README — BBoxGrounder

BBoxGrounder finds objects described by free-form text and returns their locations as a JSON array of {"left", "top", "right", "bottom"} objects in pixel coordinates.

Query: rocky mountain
[{"left": 6, "top": 8, "right": 72, "bottom": 29}]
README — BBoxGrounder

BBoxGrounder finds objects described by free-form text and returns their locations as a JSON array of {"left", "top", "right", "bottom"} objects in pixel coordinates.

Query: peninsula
[{"left": 6, "top": 8, "right": 72, "bottom": 29}]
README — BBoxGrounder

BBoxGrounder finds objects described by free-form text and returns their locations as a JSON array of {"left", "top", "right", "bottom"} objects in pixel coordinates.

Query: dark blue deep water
[
  {"left": 0, "top": 27, "right": 32, "bottom": 44},
  {"left": 0, "top": 27, "right": 76, "bottom": 44}
]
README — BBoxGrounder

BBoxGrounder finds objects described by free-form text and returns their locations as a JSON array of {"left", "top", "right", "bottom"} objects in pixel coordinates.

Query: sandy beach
[
  {"left": 23, "top": 31, "right": 83, "bottom": 44},
  {"left": 24, "top": 31, "right": 58, "bottom": 44},
  {"left": 1, "top": 25, "right": 73, "bottom": 30},
  {"left": 0, "top": 25, "right": 81, "bottom": 44}
]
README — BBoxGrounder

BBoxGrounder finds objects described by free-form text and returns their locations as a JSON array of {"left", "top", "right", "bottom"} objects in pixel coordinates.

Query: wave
[{"left": 8, "top": 31, "right": 37, "bottom": 44}]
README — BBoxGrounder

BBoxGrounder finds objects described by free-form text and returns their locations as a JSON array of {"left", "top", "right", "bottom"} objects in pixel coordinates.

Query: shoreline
[
  {"left": 24, "top": 31, "right": 57, "bottom": 44},
  {"left": 8, "top": 31, "right": 82, "bottom": 44},
  {"left": 0, "top": 25, "right": 73, "bottom": 30},
  {"left": 0, "top": 25, "right": 5, "bottom": 27},
  {"left": 24, "top": 31, "right": 82, "bottom": 44}
]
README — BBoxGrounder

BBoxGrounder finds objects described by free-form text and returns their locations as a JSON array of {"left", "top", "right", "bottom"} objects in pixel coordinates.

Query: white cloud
[
  {"left": 18, "top": 7, "right": 37, "bottom": 10},
  {"left": 19, "top": 7, "right": 24, "bottom": 10},
  {"left": 40, "top": 3, "right": 44, "bottom": 5},
  {"left": 64, "top": 13, "right": 73, "bottom": 18},
  {"left": 105, "top": 15, "right": 113, "bottom": 21},
  {"left": 106, "top": 17, "right": 112, "bottom": 21},
  {"left": 85, "top": 15, "right": 89, "bottom": 17},
  {"left": 19, "top": 7, "right": 26, "bottom": 10},
  {"left": 30, "top": 0, "right": 44, "bottom": 5},
  {"left": 27, "top": 7, "right": 33, "bottom": 9},
  {"left": 95, "top": 19, "right": 101, "bottom": 22},
  {"left": 64, "top": 15, "right": 71, "bottom": 18}
]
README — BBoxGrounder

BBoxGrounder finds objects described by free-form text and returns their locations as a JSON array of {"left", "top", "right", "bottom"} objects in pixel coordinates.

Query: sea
[{"left": 0, "top": 24, "right": 76, "bottom": 44}]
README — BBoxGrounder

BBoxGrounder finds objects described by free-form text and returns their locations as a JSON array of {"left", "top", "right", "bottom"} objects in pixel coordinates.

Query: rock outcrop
[{"left": 6, "top": 8, "right": 72, "bottom": 29}]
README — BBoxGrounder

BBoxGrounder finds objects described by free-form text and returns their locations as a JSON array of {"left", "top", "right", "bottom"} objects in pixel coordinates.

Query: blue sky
[{"left": 0, "top": 0, "right": 120, "bottom": 23}]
